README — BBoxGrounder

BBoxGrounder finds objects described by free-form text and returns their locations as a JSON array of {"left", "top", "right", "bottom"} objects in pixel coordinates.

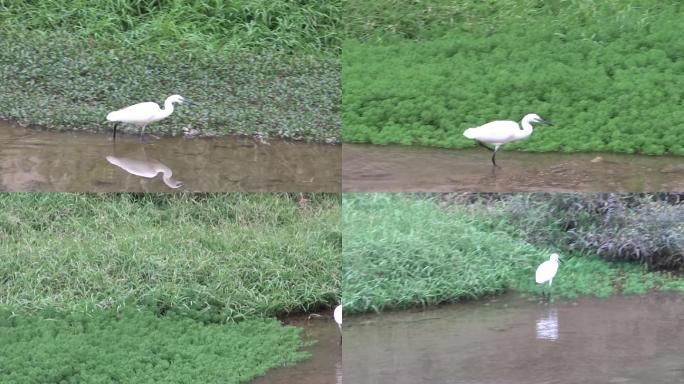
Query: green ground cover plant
[
  {"left": 0, "top": 193, "right": 340, "bottom": 383},
  {"left": 0, "top": 309, "right": 307, "bottom": 384},
  {"left": 342, "top": 194, "right": 684, "bottom": 313},
  {"left": 343, "top": 1, "right": 684, "bottom": 155},
  {"left": 0, "top": 1, "right": 341, "bottom": 141},
  {"left": 0, "top": 193, "right": 341, "bottom": 320}
]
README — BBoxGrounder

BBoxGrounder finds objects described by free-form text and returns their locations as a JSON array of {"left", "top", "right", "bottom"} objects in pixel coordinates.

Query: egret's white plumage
[
  {"left": 106, "top": 155, "right": 183, "bottom": 189},
  {"left": 107, "top": 94, "right": 190, "bottom": 139},
  {"left": 463, "top": 113, "right": 551, "bottom": 166},
  {"left": 334, "top": 305, "right": 342, "bottom": 344},
  {"left": 536, "top": 253, "right": 560, "bottom": 298}
]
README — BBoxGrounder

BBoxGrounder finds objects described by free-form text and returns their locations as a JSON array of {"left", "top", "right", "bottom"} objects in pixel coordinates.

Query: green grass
[
  {"left": 0, "top": 309, "right": 308, "bottom": 384},
  {"left": 0, "top": 31, "right": 340, "bottom": 141},
  {"left": 0, "top": 1, "right": 341, "bottom": 140},
  {"left": 343, "top": 1, "right": 684, "bottom": 154},
  {"left": 0, "top": 193, "right": 341, "bottom": 320},
  {"left": 342, "top": 194, "right": 684, "bottom": 313},
  {"left": 0, "top": 0, "right": 341, "bottom": 56}
]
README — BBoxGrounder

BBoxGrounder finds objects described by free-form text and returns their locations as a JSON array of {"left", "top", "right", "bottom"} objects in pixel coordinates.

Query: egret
[
  {"left": 106, "top": 155, "right": 184, "bottom": 189},
  {"left": 535, "top": 253, "right": 560, "bottom": 299},
  {"left": 463, "top": 113, "right": 552, "bottom": 166},
  {"left": 106, "top": 94, "right": 192, "bottom": 140},
  {"left": 334, "top": 305, "right": 342, "bottom": 344}
]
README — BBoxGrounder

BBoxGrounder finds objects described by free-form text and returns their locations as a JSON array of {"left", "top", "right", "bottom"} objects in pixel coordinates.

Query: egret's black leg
[
  {"left": 491, "top": 145, "right": 501, "bottom": 167},
  {"left": 477, "top": 141, "right": 494, "bottom": 152},
  {"left": 112, "top": 123, "right": 119, "bottom": 141}
]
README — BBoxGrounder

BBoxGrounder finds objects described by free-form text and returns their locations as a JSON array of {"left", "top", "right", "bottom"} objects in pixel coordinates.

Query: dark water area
[
  {"left": 344, "top": 293, "right": 684, "bottom": 384},
  {"left": 0, "top": 121, "right": 340, "bottom": 192},
  {"left": 252, "top": 313, "right": 341, "bottom": 384},
  {"left": 343, "top": 144, "right": 684, "bottom": 192}
]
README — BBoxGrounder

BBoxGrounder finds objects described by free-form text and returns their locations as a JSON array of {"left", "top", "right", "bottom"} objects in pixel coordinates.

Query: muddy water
[
  {"left": 344, "top": 294, "right": 684, "bottom": 384},
  {"left": 252, "top": 314, "right": 341, "bottom": 384},
  {"left": 343, "top": 144, "right": 684, "bottom": 192},
  {"left": 0, "top": 121, "right": 340, "bottom": 192}
]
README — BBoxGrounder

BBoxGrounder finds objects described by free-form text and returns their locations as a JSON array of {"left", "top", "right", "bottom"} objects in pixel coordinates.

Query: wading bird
[
  {"left": 107, "top": 94, "right": 192, "bottom": 140},
  {"left": 535, "top": 253, "right": 561, "bottom": 299},
  {"left": 334, "top": 305, "right": 342, "bottom": 344},
  {"left": 463, "top": 113, "right": 552, "bottom": 166}
]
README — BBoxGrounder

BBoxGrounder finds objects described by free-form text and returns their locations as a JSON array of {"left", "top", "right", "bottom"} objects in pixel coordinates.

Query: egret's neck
[
  {"left": 161, "top": 99, "right": 176, "bottom": 118},
  {"left": 517, "top": 117, "right": 535, "bottom": 140}
]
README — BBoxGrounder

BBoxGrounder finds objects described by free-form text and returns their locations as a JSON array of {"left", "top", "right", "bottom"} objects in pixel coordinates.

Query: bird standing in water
[
  {"left": 535, "top": 253, "right": 561, "bottom": 300},
  {"left": 463, "top": 113, "right": 552, "bottom": 166},
  {"left": 107, "top": 94, "right": 192, "bottom": 140}
]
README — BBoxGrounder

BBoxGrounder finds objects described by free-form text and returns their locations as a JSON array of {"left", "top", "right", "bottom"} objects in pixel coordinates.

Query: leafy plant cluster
[
  {"left": 466, "top": 193, "right": 684, "bottom": 270},
  {"left": 0, "top": 0, "right": 342, "bottom": 56},
  {"left": 342, "top": 193, "right": 684, "bottom": 313},
  {"left": 343, "top": 1, "right": 684, "bottom": 154},
  {"left": 0, "top": 193, "right": 341, "bottom": 321},
  {"left": 0, "top": 308, "right": 308, "bottom": 383},
  {"left": 0, "top": 31, "right": 340, "bottom": 142}
]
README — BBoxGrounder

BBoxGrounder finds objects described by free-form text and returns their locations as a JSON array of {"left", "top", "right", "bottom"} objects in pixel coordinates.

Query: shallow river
[
  {"left": 0, "top": 121, "right": 340, "bottom": 192},
  {"left": 252, "top": 314, "right": 341, "bottom": 384},
  {"left": 344, "top": 293, "right": 684, "bottom": 384},
  {"left": 343, "top": 144, "right": 684, "bottom": 192}
]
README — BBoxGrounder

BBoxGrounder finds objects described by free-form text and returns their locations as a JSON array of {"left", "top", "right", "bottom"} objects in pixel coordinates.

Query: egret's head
[
  {"left": 167, "top": 94, "right": 192, "bottom": 105},
  {"left": 550, "top": 253, "right": 560, "bottom": 262},
  {"left": 524, "top": 113, "right": 552, "bottom": 125}
]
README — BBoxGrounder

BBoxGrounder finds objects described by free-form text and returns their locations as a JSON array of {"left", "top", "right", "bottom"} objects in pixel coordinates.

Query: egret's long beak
[
  {"left": 540, "top": 117, "right": 553, "bottom": 126},
  {"left": 182, "top": 98, "right": 195, "bottom": 105}
]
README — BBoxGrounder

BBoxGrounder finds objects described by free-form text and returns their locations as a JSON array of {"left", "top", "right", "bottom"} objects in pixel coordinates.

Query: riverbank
[
  {"left": 342, "top": 194, "right": 684, "bottom": 313},
  {"left": 342, "top": 1, "right": 684, "bottom": 155},
  {"left": 0, "top": 193, "right": 341, "bottom": 383}
]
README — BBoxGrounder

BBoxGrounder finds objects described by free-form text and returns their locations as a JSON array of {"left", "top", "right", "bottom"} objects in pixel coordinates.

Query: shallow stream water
[
  {"left": 344, "top": 293, "right": 684, "bottom": 384},
  {"left": 343, "top": 144, "right": 684, "bottom": 192},
  {"left": 252, "top": 314, "right": 341, "bottom": 384},
  {"left": 0, "top": 121, "right": 340, "bottom": 192}
]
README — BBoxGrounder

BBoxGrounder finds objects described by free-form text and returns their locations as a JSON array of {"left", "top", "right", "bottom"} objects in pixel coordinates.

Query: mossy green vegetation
[
  {"left": 0, "top": 309, "right": 307, "bottom": 384},
  {"left": 0, "top": 193, "right": 341, "bottom": 319},
  {"left": 0, "top": 193, "right": 340, "bottom": 382},
  {"left": 343, "top": 1, "right": 684, "bottom": 155},
  {"left": 0, "top": 1, "right": 341, "bottom": 140},
  {"left": 342, "top": 194, "right": 683, "bottom": 313}
]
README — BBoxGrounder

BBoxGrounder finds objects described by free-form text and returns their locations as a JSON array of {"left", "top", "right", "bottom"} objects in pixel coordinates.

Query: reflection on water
[
  {"left": 343, "top": 144, "right": 684, "bottom": 192},
  {"left": 0, "top": 121, "right": 340, "bottom": 192},
  {"left": 344, "top": 293, "right": 684, "bottom": 384},
  {"left": 535, "top": 308, "right": 558, "bottom": 341},
  {"left": 251, "top": 314, "right": 341, "bottom": 384},
  {"left": 106, "top": 152, "right": 183, "bottom": 189}
]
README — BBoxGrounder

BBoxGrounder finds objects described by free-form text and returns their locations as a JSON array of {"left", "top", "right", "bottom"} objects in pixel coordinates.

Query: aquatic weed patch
[
  {"left": 343, "top": 194, "right": 684, "bottom": 313},
  {"left": 0, "top": 31, "right": 340, "bottom": 142},
  {"left": 0, "top": 193, "right": 341, "bottom": 320},
  {"left": 0, "top": 308, "right": 308, "bottom": 384},
  {"left": 343, "top": 1, "right": 684, "bottom": 154}
]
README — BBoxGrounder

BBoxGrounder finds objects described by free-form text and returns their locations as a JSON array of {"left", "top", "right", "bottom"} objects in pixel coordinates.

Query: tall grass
[
  {"left": 0, "top": 0, "right": 342, "bottom": 56},
  {"left": 343, "top": 194, "right": 684, "bottom": 313},
  {"left": 0, "top": 193, "right": 341, "bottom": 321}
]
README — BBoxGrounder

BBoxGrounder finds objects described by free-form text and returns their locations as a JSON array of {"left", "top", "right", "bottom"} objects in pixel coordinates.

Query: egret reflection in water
[
  {"left": 106, "top": 142, "right": 183, "bottom": 189},
  {"left": 535, "top": 308, "right": 559, "bottom": 341}
]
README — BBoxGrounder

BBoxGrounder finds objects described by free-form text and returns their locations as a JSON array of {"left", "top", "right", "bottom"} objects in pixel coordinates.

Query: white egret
[
  {"left": 535, "top": 253, "right": 561, "bottom": 299},
  {"left": 463, "top": 113, "right": 552, "bottom": 166},
  {"left": 106, "top": 155, "right": 183, "bottom": 189},
  {"left": 106, "top": 94, "right": 192, "bottom": 139},
  {"left": 334, "top": 305, "right": 342, "bottom": 344}
]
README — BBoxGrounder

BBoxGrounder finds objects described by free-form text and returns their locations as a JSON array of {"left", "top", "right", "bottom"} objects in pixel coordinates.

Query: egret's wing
[
  {"left": 535, "top": 261, "right": 549, "bottom": 283},
  {"left": 107, "top": 102, "right": 160, "bottom": 124},
  {"left": 333, "top": 305, "right": 342, "bottom": 325},
  {"left": 464, "top": 120, "right": 519, "bottom": 143}
]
